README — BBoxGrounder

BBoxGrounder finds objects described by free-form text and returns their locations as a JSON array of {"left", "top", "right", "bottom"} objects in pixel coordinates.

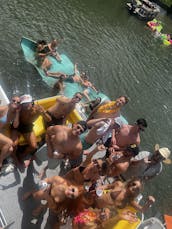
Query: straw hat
[{"left": 154, "top": 144, "right": 171, "bottom": 163}]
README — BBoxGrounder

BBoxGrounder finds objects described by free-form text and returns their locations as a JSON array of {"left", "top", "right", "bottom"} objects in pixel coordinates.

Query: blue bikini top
[{"left": 0, "top": 113, "right": 7, "bottom": 124}]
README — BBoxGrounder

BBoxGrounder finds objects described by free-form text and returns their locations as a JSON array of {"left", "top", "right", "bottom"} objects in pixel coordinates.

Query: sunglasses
[
  {"left": 12, "top": 100, "right": 20, "bottom": 105},
  {"left": 76, "top": 125, "right": 84, "bottom": 134},
  {"left": 74, "top": 95, "right": 82, "bottom": 101}
]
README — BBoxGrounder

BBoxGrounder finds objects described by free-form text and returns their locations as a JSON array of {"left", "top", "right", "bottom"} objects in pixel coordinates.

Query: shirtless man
[
  {"left": 46, "top": 92, "right": 83, "bottom": 126},
  {"left": 39, "top": 121, "right": 88, "bottom": 178},
  {"left": 83, "top": 118, "right": 121, "bottom": 150},
  {"left": 22, "top": 175, "right": 80, "bottom": 217},
  {"left": 106, "top": 144, "right": 139, "bottom": 177},
  {"left": 14, "top": 94, "right": 51, "bottom": 167},
  {"left": 46, "top": 120, "right": 87, "bottom": 160},
  {"left": 87, "top": 96, "right": 128, "bottom": 120},
  {"left": 105, "top": 118, "right": 148, "bottom": 157}
]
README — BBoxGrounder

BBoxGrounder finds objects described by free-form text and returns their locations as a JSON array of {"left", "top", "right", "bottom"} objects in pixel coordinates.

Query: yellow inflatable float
[{"left": 104, "top": 206, "right": 141, "bottom": 229}]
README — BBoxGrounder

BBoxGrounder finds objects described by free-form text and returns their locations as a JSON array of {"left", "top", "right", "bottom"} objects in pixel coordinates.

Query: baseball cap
[{"left": 20, "top": 94, "right": 33, "bottom": 104}]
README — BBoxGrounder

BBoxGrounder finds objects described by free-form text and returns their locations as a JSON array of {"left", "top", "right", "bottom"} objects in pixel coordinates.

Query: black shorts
[
  {"left": 17, "top": 123, "right": 34, "bottom": 134},
  {"left": 46, "top": 111, "right": 64, "bottom": 126}
]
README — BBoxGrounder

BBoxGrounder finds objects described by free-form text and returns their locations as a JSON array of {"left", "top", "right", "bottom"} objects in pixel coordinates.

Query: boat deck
[{"left": 0, "top": 153, "right": 69, "bottom": 229}]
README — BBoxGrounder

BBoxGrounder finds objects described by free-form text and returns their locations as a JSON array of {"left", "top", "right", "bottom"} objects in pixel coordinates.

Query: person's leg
[
  {"left": 0, "top": 134, "right": 13, "bottom": 169},
  {"left": 41, "top": 58, "right": 52, "bottom": 70},
  {"left": 46, "top": 127, "right": 55, "bottom": 158},
  {"left": 21, "top": 132, "right": 37, "bottom": 167},
  {"left": 10, "top": 129, "right": 20, "bottom": 166}
]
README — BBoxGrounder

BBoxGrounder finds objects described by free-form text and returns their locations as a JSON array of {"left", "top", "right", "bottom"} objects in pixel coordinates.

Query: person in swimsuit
[
  {"left": 45, "top": 63, "right": 82, "bottom": 83},
  {"left": 22, "top": 175, "right": 81, "bottom": 218},
  {"left": 39, "top": 120, "right": 88, "bottom": 179},
  {"left": 0, "top": 96, "right": 20, "bottom": 168},
  {"left": 64, "top": 144, "right": 107, "bottom": 186},
  {"left": 0, "top": 95, "right": 20, "bottom": 130},
  {"left": 13, "top": 94, "right": 51, "bottom": 167},
  {"left": 79, "top": 73, "right": 98, "bottom": 101},
  {"left": 46, "top": 92, "right": 83, "bottom": 126},
  {"left": 94, "top": 178, "right": 155, "bottom": 212}
]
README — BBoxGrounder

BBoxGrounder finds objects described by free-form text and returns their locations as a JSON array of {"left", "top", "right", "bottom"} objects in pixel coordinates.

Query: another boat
[{"left": 127, "top": 0, "right": 160, "bottom": 21}]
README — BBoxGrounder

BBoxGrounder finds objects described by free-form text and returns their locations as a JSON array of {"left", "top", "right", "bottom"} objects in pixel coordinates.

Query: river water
[{"left": 0, "top": 0, "right": 172, "bottom": 219}]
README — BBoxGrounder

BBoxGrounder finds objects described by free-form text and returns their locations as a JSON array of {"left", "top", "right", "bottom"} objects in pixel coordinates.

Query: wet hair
[
  {"left": 74, "top": 92, "right": 83, "bottom": 97},
  {"left": 126, "top": 177, "right": 143, "bottom": 197},
  {"left": 118, "top": 95, "right": 129, "bottom": 104},
  {"left": 37, "top": 40, "right": 47, "bottom": 45},
  {"left": 126, "top": 144, "right": 139, "bottom": 156},
  {"left": 101, "top": 161, "right": 108, "bottom": 175},
  {"left": 77, "top": 120, "right": 88, "bottom": 132},
  {"left": 136, "top": 118, "right": 147, "bottom": 128}
]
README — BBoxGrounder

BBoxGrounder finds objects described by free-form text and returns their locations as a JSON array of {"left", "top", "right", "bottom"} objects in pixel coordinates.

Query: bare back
[{"left": 115, "top": 124, "right": 140, "bottom": 148}]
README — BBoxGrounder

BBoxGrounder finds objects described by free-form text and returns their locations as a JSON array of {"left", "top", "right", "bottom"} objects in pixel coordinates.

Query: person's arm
[
  {"left": 131, "top": 196, "right": 155, "bottom": 212},
  {"left": 82, "top": 144, "right": 106, "bottom": 167},
  {"left": 46, "top": 71, "right": 66, "bottom": 78},
  {"left": 44, "top": 176, "right": 55, "bottom": 184},
  {"left": 87, "top": 118, "right": 109, "bottom": 128},
  {"left": 35, "top": 104, "right": 52, "bottom": 122},
  {"left": 12, "top": 109, "right": 20, "bottom": 128}
]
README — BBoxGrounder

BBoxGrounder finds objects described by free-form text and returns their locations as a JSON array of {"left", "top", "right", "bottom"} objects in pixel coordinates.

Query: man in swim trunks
[
  {"left": 13, "top": 94, "right": 51, "bottom": 167},
  {"left": 46, "top": 92, "right": 83, "bottom": 126},
  {"left": 105, "top": 118, "right": 148, "bottom": 155},
  {"left": 39, "top": 120, "right": 88, "bottom": 178}
]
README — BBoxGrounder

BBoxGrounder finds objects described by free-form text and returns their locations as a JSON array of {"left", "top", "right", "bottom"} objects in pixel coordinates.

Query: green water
[{"left": 0, "top": 0, "right": 172, "bottom": 218}]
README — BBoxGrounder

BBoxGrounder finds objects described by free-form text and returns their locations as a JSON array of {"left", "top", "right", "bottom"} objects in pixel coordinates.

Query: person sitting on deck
[
  {"left": 39, "top": 120, "right": 88, "bottom": 179},
  {"left": 0, "top": 96, "right": 20, "bottom": 168},
  {"left": 122, "top": 144, "right": 171, "bottom": 181},
  {"left": 12, "top": 94, "right": 51, "bottom": 167},
  {"left": 45, "top": 92, "right": 83, "bottom": 126},
  {"left": 0, "top": 95, "right": 20, "bottom": 130},
  {"left": 87, "top": 95, "right": 129, "bottom": 120}
]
